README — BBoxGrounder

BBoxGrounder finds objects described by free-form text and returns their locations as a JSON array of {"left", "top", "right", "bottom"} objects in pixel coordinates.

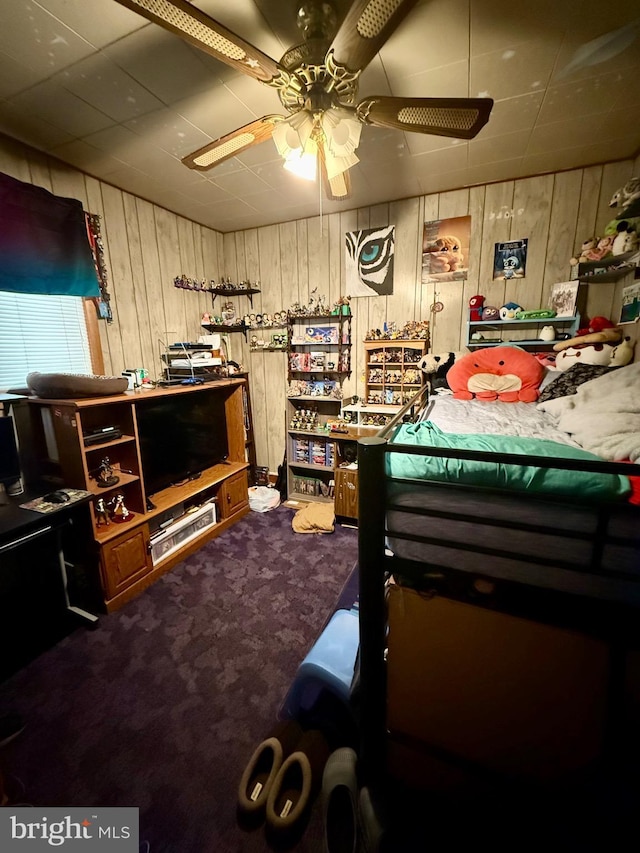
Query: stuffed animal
[
  {"left": 424, "top": 236, "right": 464, "bottom": 273},
  {"left": 555, "top": 342, "right": 618, "bottom": 372},
  {"left": 446, "top": 346, "right": 544, "bottom": 402},
  {"left": 570, "top": 237, "right": 597, "bottom": 266},
  {"left": 610, "top": 177, "right": 640, "bottom": 211},
  {"left": 610, "top": 336, "right": 634, "bottom": 367},
  {"left": 611, "top": 222, "right": 638, "bottom": 256},
  {"left": 419, "top": 349, "right": 469, "bottom": 395},
  {"left": 469, "top": 295, "right": 484, "bottom": 321},
  {"left": 499, "top": 302, "right": 523, "bottom": 320},
  {"left": 539, "top": 325, "right": 556, "bottom": 342},
  {"left": 481, "top": 306, "right": 500, "bottom": 321},
  {"left": 582, "top": 235, "right": 615, "bottom": 262}
]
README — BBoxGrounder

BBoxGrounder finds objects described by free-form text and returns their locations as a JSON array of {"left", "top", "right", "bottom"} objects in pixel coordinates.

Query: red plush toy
[
  {"left": 446, "top": 346, "right": 544, "bottom": 402},
  {"left": 469, "top": 294, "right": 485, "bottom": 321}
]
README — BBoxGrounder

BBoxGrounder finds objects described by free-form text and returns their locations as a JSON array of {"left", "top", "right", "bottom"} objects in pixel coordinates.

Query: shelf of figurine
[
  {"left": 250, "top": 331, "right": 288, "bottom": 352},
  {"left": 364, "top": 319, "right": 430, "bottom": 342},
  {"left": 243, "top": 310, "right": 289, "bottom": 330},
  {"left": 174, "top": 274, "right": 261, "bottom": 307},
  {"left": 287, "top": 294, "right": 351, "bottom": 318},
  {"left": 287, "top": 379, "right": 343, "bottom": 401}
]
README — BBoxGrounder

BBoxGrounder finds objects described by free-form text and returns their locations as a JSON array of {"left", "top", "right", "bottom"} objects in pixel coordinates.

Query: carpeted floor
[{"left": 0, "top": 505, "right": 359, "bottom": 852}]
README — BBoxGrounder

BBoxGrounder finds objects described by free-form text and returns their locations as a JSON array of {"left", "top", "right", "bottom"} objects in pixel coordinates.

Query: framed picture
[
  {"left": 620, "top": 281, "right": 640, "bottom": 324},
  {"left": 421, "top": 215, "right": 471, "bottom": 283},
  {"left": 548, "top": 281, "right": 580, "bottom": 318},
  {"left": 493, "top": 238, "right": 528, "bottom": 281},
  {"left": 345, "top": 226, "right": 395, "bottom": 297}
]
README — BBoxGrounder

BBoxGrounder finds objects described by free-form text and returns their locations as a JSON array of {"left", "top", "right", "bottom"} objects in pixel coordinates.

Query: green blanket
[{"left": 387, "top": 422, "right": 630, "bottom": 500}]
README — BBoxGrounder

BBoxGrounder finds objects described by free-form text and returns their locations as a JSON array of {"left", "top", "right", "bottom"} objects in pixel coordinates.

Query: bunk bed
[{"left": 356, "top": 360, "right": 640, "bottom": 843}]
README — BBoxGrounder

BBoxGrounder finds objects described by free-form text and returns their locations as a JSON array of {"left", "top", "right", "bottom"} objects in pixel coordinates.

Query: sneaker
[{"left": 0, "top": 713, "right": 25, "bottom": 748}]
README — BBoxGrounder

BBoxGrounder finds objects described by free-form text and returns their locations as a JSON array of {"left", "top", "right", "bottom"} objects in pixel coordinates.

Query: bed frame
[{"left": 356, "top": 387, "right": 640, "bottom": 797}]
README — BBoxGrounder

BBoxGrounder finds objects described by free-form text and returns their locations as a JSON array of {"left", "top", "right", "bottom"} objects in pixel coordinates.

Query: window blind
[{"left": 0, "top": 291, "right": 92, "bottom": 390}]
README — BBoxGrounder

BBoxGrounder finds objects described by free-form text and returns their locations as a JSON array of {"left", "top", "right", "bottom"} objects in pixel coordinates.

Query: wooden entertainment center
[{"left": 28, "top": 380, "right": 250, "bottom": 612}]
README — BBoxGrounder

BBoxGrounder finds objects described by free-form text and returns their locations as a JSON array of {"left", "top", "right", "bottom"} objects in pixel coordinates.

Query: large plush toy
[
  {"left": 446, "top": 346, "right": 544, "bottom": 402},
  {"left": 611, "top": 222, "right": 638, "bottom": 256},
  {"left": 419, "top": 349, "right": 469, "bottom": 395}
]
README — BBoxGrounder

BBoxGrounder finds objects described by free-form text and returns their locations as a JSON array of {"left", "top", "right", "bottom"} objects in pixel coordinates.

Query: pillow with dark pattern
[{"left": 537, "top": 363, "right": 615, "bottom": 403}]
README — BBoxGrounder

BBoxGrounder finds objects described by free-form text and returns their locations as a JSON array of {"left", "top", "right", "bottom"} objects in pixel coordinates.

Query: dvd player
[{"left": 84, "top": 426, "right": 122, "bottom": 446}]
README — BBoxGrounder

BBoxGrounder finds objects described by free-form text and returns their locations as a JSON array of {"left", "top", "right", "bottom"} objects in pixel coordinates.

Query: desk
[{"left": 0, "top": 489, "right": 98, "bottom": 682}]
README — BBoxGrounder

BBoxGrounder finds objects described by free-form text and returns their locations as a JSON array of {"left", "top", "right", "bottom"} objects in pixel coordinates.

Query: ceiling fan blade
[
  {"left": 113, "top": 0, "right": 301, "bottom": 95},
  {"left": 182, "top": 116, "right": 283, "bottom": 171},
  {"left": 326, "top": 0, "right": 419, "bottom": 79},
  {"left": 317, "top": 138, "right": 352, "bottom": 201},
  {"left": 356, "top": 96, "right": 494, "bottom": 139}
]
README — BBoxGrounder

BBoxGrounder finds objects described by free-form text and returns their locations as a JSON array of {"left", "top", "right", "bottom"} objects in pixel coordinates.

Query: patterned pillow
[
  {"left": 537, "top": 363, "right": 614, "bottom": 403},
  {"left": 26, "top": 372, "right": 128, "bottom": 399}
]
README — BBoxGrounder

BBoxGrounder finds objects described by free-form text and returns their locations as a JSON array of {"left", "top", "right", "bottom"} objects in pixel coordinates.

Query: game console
[{"left": 149, "top": 500, "right": 217, "bottom": 566}]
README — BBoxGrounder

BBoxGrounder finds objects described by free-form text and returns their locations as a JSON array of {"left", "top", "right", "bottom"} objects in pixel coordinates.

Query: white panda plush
[{"left": 419, "top": 349, "right": 470, "bottom": 394}]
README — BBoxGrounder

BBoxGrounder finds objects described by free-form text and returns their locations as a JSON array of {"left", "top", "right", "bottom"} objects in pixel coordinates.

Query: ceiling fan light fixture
[
  {"left": 321, "top": 108, "right": 362, "bottom": 158},
  {"left": 272, "top": 110, "right": 315, "bottom": 158},
  {"left": 283, "top": 136, "right": 318, "bottom": 181},
  {"left": 324, "top": 148, "right": 359, "bottom": 180}
]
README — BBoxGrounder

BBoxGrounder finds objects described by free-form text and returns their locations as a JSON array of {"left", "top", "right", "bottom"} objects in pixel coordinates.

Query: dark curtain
[{"left": 0, "top": 171, "right": 99, "bottom": 297}]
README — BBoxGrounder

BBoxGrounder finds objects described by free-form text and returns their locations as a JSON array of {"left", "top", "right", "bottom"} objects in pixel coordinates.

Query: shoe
[
  {"left": 358, "top": 786, "right": 386, "bottom": 853},
  {"left": 322, "top": 747, "right": 359, "bottom": 853},
  {"left": 0, "top": 713, "right": 25, "bottom": 748},
  {"left": 265, "top": 728, "right": 330, "bottom": 836},
  {"left": 237, "top": 719, "right": 303, "bottom": 819}
]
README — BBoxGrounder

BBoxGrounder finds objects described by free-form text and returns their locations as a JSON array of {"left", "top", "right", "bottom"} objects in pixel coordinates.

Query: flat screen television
[
  {"left": 136, "top": 390, "right": 229, "bottom": 497},
  {"left": 0, "top": 416, "right": 21, "bottom": 487}
]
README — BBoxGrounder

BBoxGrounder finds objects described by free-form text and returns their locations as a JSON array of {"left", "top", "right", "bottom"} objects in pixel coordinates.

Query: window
[{"left": 0, "top": 291, "right": 93, "bottom": 390}]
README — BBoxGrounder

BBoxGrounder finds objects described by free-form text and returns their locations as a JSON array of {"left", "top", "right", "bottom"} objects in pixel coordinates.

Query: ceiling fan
[{"left": 114, "top": 0, "right": 493, "bottom": 199}]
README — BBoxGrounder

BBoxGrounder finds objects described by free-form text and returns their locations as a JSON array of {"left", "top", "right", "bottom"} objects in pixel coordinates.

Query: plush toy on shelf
[
  {"left": 499, "top": 302, "right": 523, "bottom": 320},
  {"left": 419, "top": 349, "right": 470, "bottom": 395},
  {"left": 611, "top": 221, "right": 638, "bottom": 256},
  {"left": 468, "top": 294, "right": 484, "bottom": 321},
  {"left": 481, "top": 305, "right": 501, "bottom": 321},
  {"left": 609, "top": 177, "right": 640, "bottom": 212},
  {"left": 570, "top": 237, "right": 597, "bottom": 266}
]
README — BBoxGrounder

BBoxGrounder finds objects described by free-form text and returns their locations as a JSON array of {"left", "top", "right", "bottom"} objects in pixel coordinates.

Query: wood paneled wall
[{"left": 1, "top": 132, "right": 637, "bottom": 475}]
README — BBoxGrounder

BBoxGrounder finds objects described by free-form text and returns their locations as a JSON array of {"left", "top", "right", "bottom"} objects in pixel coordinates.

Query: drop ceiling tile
[
  {"left": 235, "top": 140, "right": 281, "bottom": 169},
  {"left": 464, "top": 157, "right": 528, "bottom": 187},
  {"left": 411, "top": 145, "right": 469, "bottom": 179},
  {"left": 103, "top": 28, "right": 227, "bottom": 107},
  {"left": 538, "top": 69, "right": 637, "bottom": 124},
  {"left": 10, "top": 80, "right": 114, "bottom": 138},
  {"left": 55, "top": 54, "right": 164, "bottom": 122},
  {"left": 222, "top": 74, "right": 285, "bottom": 119},
  {"left": 357, "top": 126, "right": 411, "bottom": 163},
  {"left": 469, "top": 129, "right": 531, "bottom": 166},
  {"left": 238, "top": 188, "right": 289, "bottom": 213},
  {"left": 49, "top": 138, "right": 126, "bottom": 177},
  {"left": 1, "top": 3, "right": 96, "bottom": 77},
  {"left": 0, "top": 51, "right": 43, "bottom": 98},
  {"left": 470, "top": 1, "right": 555, "bottom": 56},
  {"left": 176, "top": 179, "right": 234, "bottom": 205},
  {"left": 212, "top": 167, "right": 270, "bottom": 197},
  {"left": 36, "top": 0, "right": 147, "bottom": 48},
  {"left": 526, "top": 114, "right": 610, "bottom": 156},
  {"left": 0, "top": 98, "right": 73, "bottom": 148},
  {"left": 522, "top": 148, "right": 598, "bottom": 176},
  {"left": 552, "top": 24, "right": 640, "bottom": 84},
  {"left": 471, "top": 38, "right": 562, "bottom": 101},
  {"left": 380, "top": 0, "right": 470, "bottom": 83},
  {"left": 171, "top": 88, "right": 257, "bottom": 142},
  {"left": 124, "top": 109, "right": 213, "bottom": 159},
  {"left": 200, "top": 197, "right": 261, "bottom": 219},
  {"left": 358, "top": 57, "right": 393, "bottom": 99},
  {"left": 481, "top": 92, "right": 545, "bottom": 139},
  {"left": 392, "top": 60, "right": 469, "bottom": 100}
]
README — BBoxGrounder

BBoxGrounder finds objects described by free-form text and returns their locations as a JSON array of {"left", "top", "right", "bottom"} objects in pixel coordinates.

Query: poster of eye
[
  {"left": 421, "top": 216, "right": 471, "bottom": 284},
  {"left": 345, "top": 225, "right": 395, "bottom": 297},
  {"left": 493, "top": 238, "right": 528, "bottom": 281}
]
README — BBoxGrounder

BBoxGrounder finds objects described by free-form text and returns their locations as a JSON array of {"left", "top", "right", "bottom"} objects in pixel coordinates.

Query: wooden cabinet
[
  {"left": 335, "top": 467, "right": 358, "bottom": 521},
  {"left": 29, "top": 380, "right": 250, "bottom": 612},
  {"left": 100, "top": 524, "right": 153, "bottom": 600}
]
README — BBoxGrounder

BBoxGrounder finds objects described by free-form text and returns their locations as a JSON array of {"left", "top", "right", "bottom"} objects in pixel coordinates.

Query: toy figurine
[
  {"left": 111, "top": 493, "right": 130, "bottom": 522},
  {"left": 96, "top": 457, "right": 119, "bottom": 488},
  {"left": 95, "top": 497, "right": 110, "bottom": 527}
]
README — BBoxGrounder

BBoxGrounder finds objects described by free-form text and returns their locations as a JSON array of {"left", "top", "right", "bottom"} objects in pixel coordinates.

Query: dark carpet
[{"left": 0, "top": 505, "right": 359, "bottom": 852}]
